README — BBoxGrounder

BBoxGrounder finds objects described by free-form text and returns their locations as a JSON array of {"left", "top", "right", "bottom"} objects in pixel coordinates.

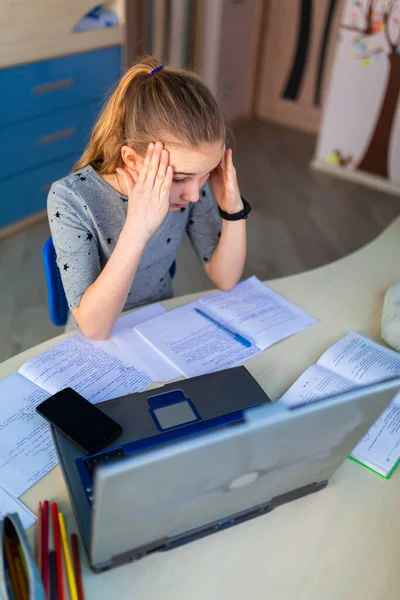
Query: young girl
[{"left": 48, "top": 56, "right": 250, "bottom": 340}]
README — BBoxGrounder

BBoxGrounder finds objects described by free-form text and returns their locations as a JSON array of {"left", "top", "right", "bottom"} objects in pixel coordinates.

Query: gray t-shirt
[{"left": 48, "top": 165, "right": 221, "bottom": 314}]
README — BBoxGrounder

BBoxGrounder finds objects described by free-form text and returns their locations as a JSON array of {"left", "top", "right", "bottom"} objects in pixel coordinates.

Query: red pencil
[
  {"left": 51, "top": 503, "right": 65, "bottom": 600},
  {"left": 35, "top": 502, "right": 43, "bottom": 574},
  {"left": 42, "top": 500, "right": 49, "bottom": 597},
  {"left": 71, "top": 534, "right": 85, "bottom": 600}
]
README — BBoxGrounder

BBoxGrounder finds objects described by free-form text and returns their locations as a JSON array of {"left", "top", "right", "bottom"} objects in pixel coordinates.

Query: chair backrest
[{"left": 43, "top": 237, "right": 69, "bottom": 327}]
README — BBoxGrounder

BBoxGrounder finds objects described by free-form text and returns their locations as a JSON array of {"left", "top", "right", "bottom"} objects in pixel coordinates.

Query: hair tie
[{"left": 148, "top": 65, "right": 164, "bottom": 78}]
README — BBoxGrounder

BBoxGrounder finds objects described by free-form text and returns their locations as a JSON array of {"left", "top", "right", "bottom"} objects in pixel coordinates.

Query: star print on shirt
[
  {"left": 55, "top": 212, "right": 60, "bottom": 218},
  {"left": 180, "top": 207, "right": 186, "bottom": 212},
  {"left": 63, "top": 264, "right": 69, "bottom": 271},
  {"left": 107, "top": 237, "right": 112, "bottom": 244},
  {"left": 79, "top": 177, "right": 86, "bottom": 182},
  {"left": 86, "top": 232, "right": 93, "bottom": 241},
  {"left": 120, "top": 197, "right": 128, "bottom": 203},
  {"left": 75, "top": 173, "right": 82, "bottom": 177},
  {"left": 201, "top": 190, "right": 206, "bottom": 197},
  {"left": 167, "top": 238, "right": 171, "bottom": 244}
]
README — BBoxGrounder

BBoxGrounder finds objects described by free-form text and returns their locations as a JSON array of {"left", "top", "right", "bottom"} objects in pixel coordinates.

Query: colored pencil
[
  {"left": 51, "top": 503, "right": 65, "bottom": 600},
  {"left": 58, "top": 512, "right": 78, "bottom": 600},
  {"left": 49, "top": 550, "right": 59, "bottom": 600},
  {"left": 4, "top": 537, "right": 24, "bottom": 600},
  {"left": 42, "top": 500, "right": 49, "bottom": 596},
  {"left": 35, "top": 502, "right": 43, "bottom": 574},
  {"left": 71, "top": 534, "right": 85, "bottom": 600}
]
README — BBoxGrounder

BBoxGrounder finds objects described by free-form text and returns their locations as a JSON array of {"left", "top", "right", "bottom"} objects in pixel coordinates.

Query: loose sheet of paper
[
  {"left": 0, "top": 374, "right": 57, "bottom": 497},
  {"left": 197, "top": 276, "right": 318, "bottom": 350},
  {"left": 134, "top": 302, "right": 260, "bottom": 378},
  {"left": 280, "top": 364, "right": 355, "bottom": 407},
  {"left": 110, "top": 304, "right": 182, "bottom": 381},
  {"left": 351, "top": 397, "right": 400, "bottom": 477},
  {"left": 318, "top": 332, "right": 400, "bottom": 387},
  {"left": 18, "top": 334, "right": 151, "bottom": 403},
  {"left": 0, "top": 485, "right": 36, "bottom": 530}
]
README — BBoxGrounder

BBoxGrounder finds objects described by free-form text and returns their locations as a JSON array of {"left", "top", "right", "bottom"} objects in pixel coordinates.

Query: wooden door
[{"left": 255, "top": 0, "right": 344, "bottom": 133}]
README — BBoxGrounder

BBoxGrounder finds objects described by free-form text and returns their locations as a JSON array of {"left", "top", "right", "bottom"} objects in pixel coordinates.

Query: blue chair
[
  {"left": 43, "top": 237, "right": 177, "bottom": 327},
  {"left": 43, "top": 237, "right": 69, "bottom": 326}
]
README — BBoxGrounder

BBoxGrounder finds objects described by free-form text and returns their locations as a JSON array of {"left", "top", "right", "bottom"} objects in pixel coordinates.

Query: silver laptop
[{"left": 85, "top": 378, "right": 400, "bottom": 571}]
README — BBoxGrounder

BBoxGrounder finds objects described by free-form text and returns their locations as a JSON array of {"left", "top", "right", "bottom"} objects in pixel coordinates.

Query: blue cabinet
[{"left": 0, "top": 46, "right": 122, "bottom": 229}]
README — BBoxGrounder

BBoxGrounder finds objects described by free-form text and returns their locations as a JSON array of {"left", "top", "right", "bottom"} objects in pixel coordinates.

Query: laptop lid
[
  {"left": 51, "top": 366, "right": 271, "bottom": 560},
  {"left": 90, "top": 378, "right": 400, "bottom": 570}
]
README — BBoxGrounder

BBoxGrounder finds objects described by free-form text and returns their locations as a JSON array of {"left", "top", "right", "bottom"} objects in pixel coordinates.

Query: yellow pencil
[{"left": 58, "top": 512, "right": 79, "bottom": 600}]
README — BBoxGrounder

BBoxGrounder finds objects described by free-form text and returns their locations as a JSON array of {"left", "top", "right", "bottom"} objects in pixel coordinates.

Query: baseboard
[
  {"left": 311, "top": 157, "right": 400, "bottom": 198},
  {"left": 0, "top": 210, "right": 47, "bottom": 241}
]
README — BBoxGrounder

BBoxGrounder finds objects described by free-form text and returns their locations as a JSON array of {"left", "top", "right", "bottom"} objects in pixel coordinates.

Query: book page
[
  {"left": 318, "top": 332, "right": 400, "bottom": 386},
  {"left": 134, "top": 302, "right": 260, "bottom": 378},
  {"left": 0, "top": 373, "right": 57, "bottom": 497},
  {"left": 197, "top": 276, "right": 318, "bottom": 350},
  {"left": 18, "top": 334, "right": 151, "bottom": 404},
  {"left": 110, "top": 304, "right": 181, "bottom": 382},
  {"left": 0, "top": 486, "right": 36, "bottom": 530},
  {"left": 350, "top": 397, "right": 400, "bottom": 477},
  {"left": 280, "top": 364, "right": 355, "bottom": 408}
]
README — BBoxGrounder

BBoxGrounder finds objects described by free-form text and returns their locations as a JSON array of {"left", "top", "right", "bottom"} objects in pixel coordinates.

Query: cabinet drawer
[
  {"left": 0, "top": 157, "right": 76, "bottom": 228},
  {"left": 0, "top": 46, "right": 121, "bottom": 128},
  {"left": 0, "top": 104, "right": 99, "bottom": 179}
]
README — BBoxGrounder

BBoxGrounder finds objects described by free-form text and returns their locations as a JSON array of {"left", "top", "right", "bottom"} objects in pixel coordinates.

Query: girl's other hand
[{"left": 209, "top": 148, "right": 243, "bottom": 215}]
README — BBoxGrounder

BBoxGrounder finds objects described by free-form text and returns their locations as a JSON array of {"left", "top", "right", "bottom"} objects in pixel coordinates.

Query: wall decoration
[
  {"left": 316, "top": 0, "right": 400, "bottom": 183},
  {"left": 256, "top": 0, "right": 343, "bottom": 133}
]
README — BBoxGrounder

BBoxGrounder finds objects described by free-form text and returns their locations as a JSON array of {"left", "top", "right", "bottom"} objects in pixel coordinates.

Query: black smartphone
[{"left": 36, "top": 388, "right": 123, "bottom": 454}]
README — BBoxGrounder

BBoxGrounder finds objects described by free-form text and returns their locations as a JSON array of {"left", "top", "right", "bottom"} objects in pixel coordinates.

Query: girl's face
[
  {"left": 165, "top": 141, "right": 223, "bottom": 211},
  {"left": 125, "top": 141, "right": 224, "bottom": 211}
]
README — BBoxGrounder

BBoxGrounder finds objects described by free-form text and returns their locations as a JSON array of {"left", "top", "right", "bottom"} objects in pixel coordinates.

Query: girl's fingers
[
  {"left": 137, "top": 143, "right": 154, "bottom": 183},
  {"left": 144, "top": 141, "right": 163, "bottom": 187},
  {"left": 116, "top": 167, "right": 135, "bottom": 196},
  {"left": 159, "top": 165, "right": 173, "bottom": 203},
  {"left": 225, "top": 149, "right": 236, "bottom": 181},
  {"left": 153, "top": 149, "right": 169, "bottom": 190}
]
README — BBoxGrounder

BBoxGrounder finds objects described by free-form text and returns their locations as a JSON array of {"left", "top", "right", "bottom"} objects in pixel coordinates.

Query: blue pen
[{"left": 194, "top": 308, "right": 252, "bottom": 348}]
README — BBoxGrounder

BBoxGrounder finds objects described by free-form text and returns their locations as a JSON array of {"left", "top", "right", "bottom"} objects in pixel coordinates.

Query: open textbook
[
  {"left": 280, "top": 332, "right": 400, "bottom": 478},
  {"left": 133, "top": 277, "right": 318, "bottom": 378}
]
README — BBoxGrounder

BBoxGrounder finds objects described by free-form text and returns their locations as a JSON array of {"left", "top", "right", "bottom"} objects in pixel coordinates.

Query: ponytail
[{"left": 74, "top": 56, "right": 225, "bottom": 174}]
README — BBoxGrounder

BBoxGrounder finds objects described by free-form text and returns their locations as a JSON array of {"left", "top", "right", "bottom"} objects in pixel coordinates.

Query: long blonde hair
[{"left": 74, "top": 56, "right": 226, "bottom": 173}]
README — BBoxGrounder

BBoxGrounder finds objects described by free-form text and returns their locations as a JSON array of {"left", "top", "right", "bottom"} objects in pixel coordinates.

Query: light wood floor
[{"left": 1, "top": 119, "right": 399, "bottom": 362}]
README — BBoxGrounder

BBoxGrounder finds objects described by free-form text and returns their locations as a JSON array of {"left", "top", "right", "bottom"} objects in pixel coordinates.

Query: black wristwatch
[{"left": 218, "top": 197, "right": 251, "bottom": 221}]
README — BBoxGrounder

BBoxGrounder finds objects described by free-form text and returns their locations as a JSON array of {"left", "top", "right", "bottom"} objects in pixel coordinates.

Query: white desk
[{"left": 1, "top": 218, "right": 400, "bottom": 600}]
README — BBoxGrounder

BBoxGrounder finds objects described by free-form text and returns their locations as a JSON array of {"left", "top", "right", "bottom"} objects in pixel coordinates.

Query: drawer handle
[
  {"left": 38, "top": 127, "right": 77, "bottom": 146},
  {"left": 33, "top": 78, "right": 74, "bottom": 95}
]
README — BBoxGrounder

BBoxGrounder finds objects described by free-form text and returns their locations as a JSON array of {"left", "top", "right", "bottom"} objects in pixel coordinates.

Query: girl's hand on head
[
  {"left": 117, "top": 142, "right": 172, "bottom": 243},
  {"left": 209, "top": 148, "right": 243, "bottom": 215}
]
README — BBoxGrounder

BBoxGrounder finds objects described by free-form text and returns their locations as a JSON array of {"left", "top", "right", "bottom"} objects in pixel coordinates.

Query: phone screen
[{"left": 36, "top": 388, "right": 122, "bottom": 454}]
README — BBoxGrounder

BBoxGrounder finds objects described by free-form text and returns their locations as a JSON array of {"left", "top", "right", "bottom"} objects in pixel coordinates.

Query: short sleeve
[
  {"left": 47, "top": 181, "right": 101, "bottom": 311},
  {"left": 186, "top": 181, "right": 221, "bottom": 265}
]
